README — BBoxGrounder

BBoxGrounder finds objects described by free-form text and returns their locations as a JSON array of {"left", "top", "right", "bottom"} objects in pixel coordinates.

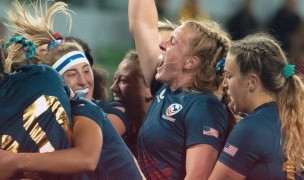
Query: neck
[
  {"left": 247, "top": 90, "right": 276, "bottom": 114},
  {"left": 169, "top": 72, "right": 193, "bottom": 91}
]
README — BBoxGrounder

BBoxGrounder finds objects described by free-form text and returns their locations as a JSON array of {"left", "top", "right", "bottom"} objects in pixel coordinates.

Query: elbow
[{"left": 82, "top": 157, "right": 99, "bottom": 172}]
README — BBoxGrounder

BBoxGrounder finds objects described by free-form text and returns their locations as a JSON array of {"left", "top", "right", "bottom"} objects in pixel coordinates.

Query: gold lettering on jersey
[
  {"left": 47, "top": 96, "right": 72, "bottom": 141},
  {"left": 23, "top": 95, "right": 72, "bottom": 153},
  {"left": 0, "top": 135, "right": 20, "bottom": 153},
  {"left": 283, "top": 160, "right": 295, "bottom": 180}
]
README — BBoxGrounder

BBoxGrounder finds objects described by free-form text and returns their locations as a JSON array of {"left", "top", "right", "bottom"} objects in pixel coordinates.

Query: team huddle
[{"left": 0, "top": 0, "right": 304, "bottom": 180}]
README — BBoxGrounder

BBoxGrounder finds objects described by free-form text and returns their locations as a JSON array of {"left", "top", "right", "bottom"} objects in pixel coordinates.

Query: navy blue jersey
[
  {"left": 137, "top": 84, "right": 229, "bottom": 179},
  {"left": 0, "top": 64, "right": 74, "bottom": 179},
  {"left": 92, "top": 99, "right": 127, "bottom": 128},
  {"left": 219, "top": 102, "right": 304, "bottom": 180},
  {"left": 75, "top": 102, "right": 144, "bottom": 180}
]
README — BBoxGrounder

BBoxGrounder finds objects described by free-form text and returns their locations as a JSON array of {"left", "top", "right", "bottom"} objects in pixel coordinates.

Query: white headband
[{"left": 52, "top": 51, "right": 90, "bottom": 75}]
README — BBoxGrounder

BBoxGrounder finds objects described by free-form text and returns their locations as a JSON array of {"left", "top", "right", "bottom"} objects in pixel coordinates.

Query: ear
[
  {"left": 184, "top": 56, "right": 200, "bottom": 70},
  {"left": 247, "top": 73, "right": 259, "bottom": 92}
]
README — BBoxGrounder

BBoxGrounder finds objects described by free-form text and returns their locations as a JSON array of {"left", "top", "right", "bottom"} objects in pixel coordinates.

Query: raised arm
[
  {"left": 128, "top": 0, "right": 162, "bottom": 86},
  {"left": 0, "top": 115, "right": 102, "bottom": 179}
]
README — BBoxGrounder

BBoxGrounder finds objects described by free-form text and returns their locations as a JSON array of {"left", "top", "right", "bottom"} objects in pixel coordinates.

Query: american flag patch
[
  {"left": 223, "top": 143, "right": 238, "bottom": 157},
  {"left": 202, "top": 126, "right": 219, "bottom": 138}
]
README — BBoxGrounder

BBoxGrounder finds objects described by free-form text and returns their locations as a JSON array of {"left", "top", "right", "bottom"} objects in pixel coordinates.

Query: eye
[
  {"left": 66, "top": 72, "right": 77, "bottom": 78},
  {"left": 83, "top": 67, "right": 91, "bottom": 74},
  {"left": 120, "top": 78, "right": 128, "bottom": 84}
]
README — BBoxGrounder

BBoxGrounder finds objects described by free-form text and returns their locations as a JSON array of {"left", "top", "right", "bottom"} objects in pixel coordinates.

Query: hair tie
[
  {"left": 282, "top": 64, "right": 295, "bottom": 79},
  {"left": 47, "top": 39, "right": 63, "bottom": 49},
  {"left": 53, "top": 32, "right": 65, "bottom": 41},
  {"left": 4, "top": 36, "right": 36, "bottom": 60},
  {"left": 48, "top": 32, "right": 65, "bottom": 49},
  {"left": 216, "top": 59, "right": 225, "bottom": 73}
]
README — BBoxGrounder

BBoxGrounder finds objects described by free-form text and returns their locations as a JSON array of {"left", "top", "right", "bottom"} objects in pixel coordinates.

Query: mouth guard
[{"left": 74, "top": 88, "right": 89, "bottom": 94}]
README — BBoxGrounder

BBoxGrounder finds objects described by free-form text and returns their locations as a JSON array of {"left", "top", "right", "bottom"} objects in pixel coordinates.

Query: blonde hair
[
  {"left": 230, "top": 33, "right": 304, "bottom": 173},
  {"left": 158, "top": 20, "right": 177, "bottom": 32},
  {"left": 5, "top": 0, "right": 81, "bottom": 68},
  {"left": 181, "top": 19, "right": 231, "bottom": 93},
  {"left": 6, "top": 0, "right": 72, "bottom": 47},
  {"left": 2, "top": 37, "right": 41, "bottom": 73}
]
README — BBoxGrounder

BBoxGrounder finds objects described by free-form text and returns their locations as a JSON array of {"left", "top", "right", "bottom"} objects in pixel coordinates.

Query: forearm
[
  {"left": 10, "top": 148, "right": 98, "bottom": 174},
  {"left": 128, "top": 0, "right": 158, "bottom": 34},
  {"left": 128, "top": 0, "right": 161, "bottom": 86},
  {"left": 7, "top": 116, "right": 102, "bottom": 174}
]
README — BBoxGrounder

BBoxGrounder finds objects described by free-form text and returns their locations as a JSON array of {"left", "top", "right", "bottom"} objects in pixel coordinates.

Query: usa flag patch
[
  {"left": 223, "top": 143, "right": 238, "bottom": 157},
  {"left": 202, "top": 126, "right": 219, "bottom": 138}
]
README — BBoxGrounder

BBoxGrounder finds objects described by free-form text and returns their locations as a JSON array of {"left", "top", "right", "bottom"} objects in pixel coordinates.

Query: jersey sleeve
[
  {"left": 218, "top": 116, "right": 270, "bottom": 176},
  {"left": 184, "top": 96, "right": 228, "bottom": 151},
  {"left": 94, "top": 99, "right": 127, "bottom": 127}
]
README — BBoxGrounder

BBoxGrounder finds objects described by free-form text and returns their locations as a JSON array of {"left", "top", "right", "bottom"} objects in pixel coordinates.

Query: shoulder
[
  {"left": 93, "top": 99, "right": 126, "bottom": 117},
  {"left": 184, "top": 92, "right": 226, "bottom": 111},
  {"left": 14, "top": 64, "right": 64, "bottom": 84}
]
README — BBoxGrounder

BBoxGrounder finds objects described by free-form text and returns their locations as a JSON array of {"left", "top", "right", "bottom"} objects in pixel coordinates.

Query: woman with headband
[
  {"left": 0, "top": 1, "right": 144, "bottom": 179},
  {"left": 7, "top": 0, "right": 127, "bottom": 136},
  {"left": 0, "top": 36, "right": 103, "bottom": 179}
]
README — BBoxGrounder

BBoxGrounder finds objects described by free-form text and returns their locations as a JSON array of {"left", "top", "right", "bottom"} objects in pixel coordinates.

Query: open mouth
[{"left": 157, "top": 54, "right": 165, "bottom": 71}]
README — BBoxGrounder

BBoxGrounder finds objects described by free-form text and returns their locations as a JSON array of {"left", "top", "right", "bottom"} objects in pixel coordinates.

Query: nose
[
  {"left": 77, "top": 73, "right": 87, "bottom": 86},
  {"left": 159, "top": 41, "right": 168, "bottom": 52},
  {"left": 110, "top": 80, "right": 119, "bottom": 93}
]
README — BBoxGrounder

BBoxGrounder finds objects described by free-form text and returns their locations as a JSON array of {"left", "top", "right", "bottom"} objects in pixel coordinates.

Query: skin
[
  {"left": 61, "top": 62, "right": 126, "bottom": 135},
  {"left": 111, "top": 58, "right": 152, "bottom": 130},
  {"left": 209, "top": 53, "right": 276, "bottom": 179},
  {"left": 0, "top": 114, "right": 102, "bottom": 179},
  {"left": 129, "top": 0, "right": 220, "bottom": 178},
  {"left": 156, "top": 25, "right": 197, "bottom": 90},
  {"left": 36, "top": 44, "right": 126, "bottom": 135}
]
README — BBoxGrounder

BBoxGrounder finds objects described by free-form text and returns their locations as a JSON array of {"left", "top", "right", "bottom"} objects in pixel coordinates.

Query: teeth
[
  {"left": 113, "top": 96, "right": 121, "bottom": 101},
  {"left": 74, "top": 88, "right": 89, "bottom": 94},
  {"left": 158, "top": 54, "right": 164, "bottom": 62}
]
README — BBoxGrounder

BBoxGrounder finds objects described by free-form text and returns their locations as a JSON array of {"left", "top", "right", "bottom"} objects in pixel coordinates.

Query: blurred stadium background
[{"left": 1, "top": 0, "right": 304, "bottom": 95}]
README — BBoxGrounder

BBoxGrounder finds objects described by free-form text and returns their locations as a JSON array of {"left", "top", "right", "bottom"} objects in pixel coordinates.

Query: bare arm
[
  {"left": 107, "top": 114, "right": 126, "bottom": 136},
  {"left": 209, "top": 161, "right": 246, "bottom": 180},
  {"left": 128, "top": 0, "right": 162, "bottom": 86},
  {"left": 184, "top": 144, "right": 219, "bottom": 180},
  {"left": 0, "top": 115, "right": 102, "bottom": 178}
]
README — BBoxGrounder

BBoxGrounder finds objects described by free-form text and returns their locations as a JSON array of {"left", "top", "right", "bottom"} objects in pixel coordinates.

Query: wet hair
[
  {"left": 230, "top": 33, "right": 304, "bottom": 173},
  {"left": 181, "top": 19, "right": 231, "bottom": 94}
]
